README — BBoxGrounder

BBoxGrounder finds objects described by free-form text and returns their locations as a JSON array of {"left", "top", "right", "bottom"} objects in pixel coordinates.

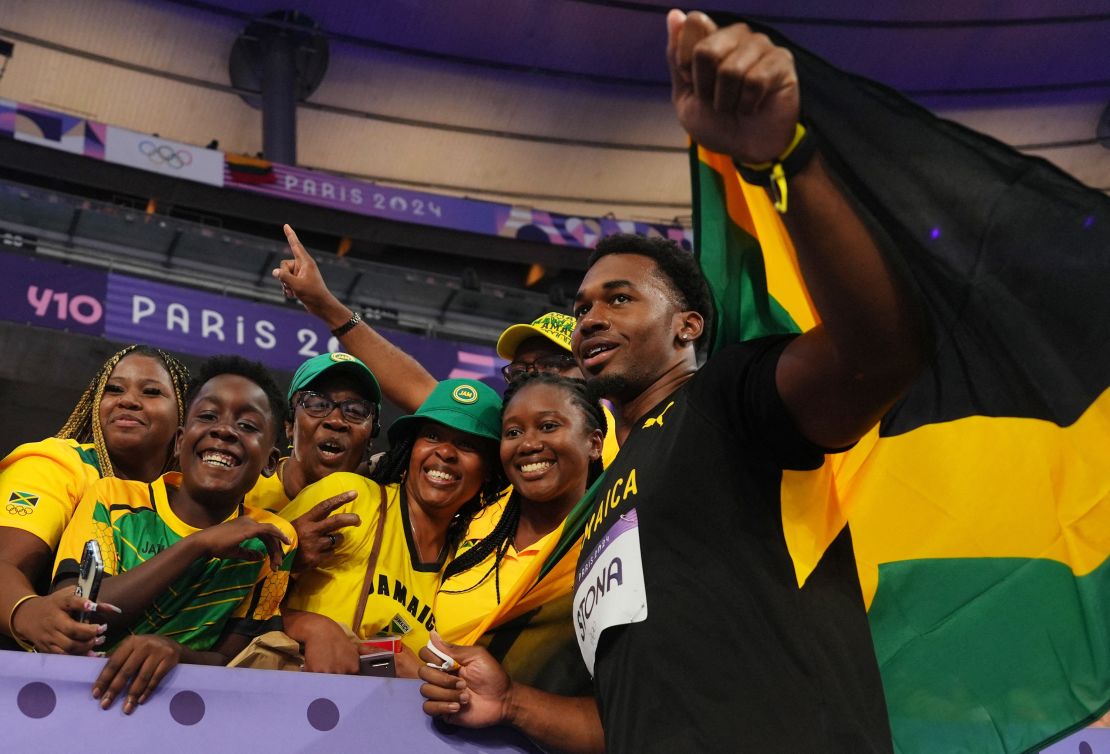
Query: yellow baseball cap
[{"left": 496, "top": 312, "right": 575, "bottom": 360}]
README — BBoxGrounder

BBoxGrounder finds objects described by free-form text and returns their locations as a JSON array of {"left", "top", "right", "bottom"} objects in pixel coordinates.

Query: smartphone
[
  {"left": 358, "top": 650, "right": 396, "bottom": 678},
  {"left": 74, "top": 539, "right": 104, "bottom": 623}
]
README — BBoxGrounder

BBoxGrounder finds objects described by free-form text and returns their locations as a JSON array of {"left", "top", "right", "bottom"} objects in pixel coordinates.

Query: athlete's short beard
[{"left": 586, "top": 373, "right": 629, "bottom": 402}]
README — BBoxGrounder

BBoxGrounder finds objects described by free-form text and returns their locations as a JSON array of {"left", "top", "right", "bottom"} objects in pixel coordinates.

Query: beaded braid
[
  {"left": 55, "top": 344, "right": 190, "bottom": 478},
  {"left": 441, "top": 373, "right": 607, "bottom": 601}
]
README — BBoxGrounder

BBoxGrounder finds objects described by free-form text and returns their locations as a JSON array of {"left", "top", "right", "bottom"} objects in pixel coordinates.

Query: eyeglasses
[
  {"left": 297, "top": 392, "right": 376, "bottom": 423},
  {"left": 501, "top": 353, "right": 578, "bottom": 383}
]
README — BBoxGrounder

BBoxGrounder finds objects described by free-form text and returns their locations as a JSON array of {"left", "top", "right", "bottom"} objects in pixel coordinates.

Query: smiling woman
[
  {"left": 0, "top": 344, "right": 190, "bottom": 653},
  {"left": 277, "top": 379, "right": 507, "bottom": 676},
  {"left": 435, "top": 373, "right": 605, "bottom": 694}
]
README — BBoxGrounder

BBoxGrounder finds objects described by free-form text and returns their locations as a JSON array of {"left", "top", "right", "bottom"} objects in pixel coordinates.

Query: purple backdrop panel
[
  {"left": 1, "top": 650, "right": 539, "bottom": 753},
  {"left": 0, "top": 253, "right": 106, "bottom": 336},
  {"left": 95, "top": 266, "right": 502, "bottom": 380},
  {"left": 103, "top": 272, "right": 338, "bottom": 372},
  {"left": 223, "top": 158, "right": 694, "bottom": 251},
  {"left": 1040, "top": 726, "right": 1110, "bottom": 753},
  {"left": 224, "top": 160, "right": 496, "bottom": 236}
]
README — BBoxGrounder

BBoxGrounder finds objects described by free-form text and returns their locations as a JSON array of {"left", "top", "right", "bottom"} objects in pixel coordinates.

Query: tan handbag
[{"left": 226, "top": 630, "right": 304, "bottom": 671}]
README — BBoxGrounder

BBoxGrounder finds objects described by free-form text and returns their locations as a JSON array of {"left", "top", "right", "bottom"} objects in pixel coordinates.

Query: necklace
[{"left": 403, "top": 487, "right": 447, "bottom": 563}]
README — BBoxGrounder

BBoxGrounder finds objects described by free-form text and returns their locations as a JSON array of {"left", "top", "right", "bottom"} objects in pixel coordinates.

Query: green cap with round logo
[
  {"left": 387, "top": 378, "right": 502, "bottom": 446},
  {"left": 287, "top": 352, "right": 382, "bottom": 406}
]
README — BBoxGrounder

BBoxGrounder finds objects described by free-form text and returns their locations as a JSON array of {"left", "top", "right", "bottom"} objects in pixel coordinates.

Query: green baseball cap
[
  {"left": 496, "top": 312, "right": 575, "bottom": 360},
  {"left": 287, "top": 352, "right": 382, "bottom": 407},
  {"left": 387, "top": 379, "right": 502, "bottom": 446}
]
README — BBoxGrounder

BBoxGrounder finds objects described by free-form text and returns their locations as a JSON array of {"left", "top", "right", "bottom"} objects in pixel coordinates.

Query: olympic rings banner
[
  {"left": 0, "top": 98, "right": 691, "bottom": 251},
  {"left": 104, "top": 126, "right": 225, "bottom": 186},
  {"left": 1, "top": 650, "right": 539, "bottom": 753}
]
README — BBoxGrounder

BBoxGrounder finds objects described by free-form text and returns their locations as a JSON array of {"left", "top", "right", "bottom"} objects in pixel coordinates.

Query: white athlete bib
[{"left": 573, "top": 508, "right": 648, "bottom": 674}]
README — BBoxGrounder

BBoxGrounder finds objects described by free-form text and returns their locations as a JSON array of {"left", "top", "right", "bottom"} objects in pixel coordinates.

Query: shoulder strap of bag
[{"left": 352, "top": 482, "right": 390, "bottom": 632}]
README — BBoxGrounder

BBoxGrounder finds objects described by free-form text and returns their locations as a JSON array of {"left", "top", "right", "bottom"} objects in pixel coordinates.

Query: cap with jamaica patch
[
  {"left": 287, "top": 352, "right": 382, "bottom": 406},
  {"left": 387, "top": 379, "right": 502, "bottom": 446},
  {"left": 496, "top": 311, "right": 575, "bottom": 360}
]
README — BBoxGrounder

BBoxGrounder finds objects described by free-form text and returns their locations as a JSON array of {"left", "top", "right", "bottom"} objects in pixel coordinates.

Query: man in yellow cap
[
  {"left": 493, "top": 312, "right": 579, "bottom": 382},
  {"left": 271, "top": 238, "right": 618, "bottom": 465}
]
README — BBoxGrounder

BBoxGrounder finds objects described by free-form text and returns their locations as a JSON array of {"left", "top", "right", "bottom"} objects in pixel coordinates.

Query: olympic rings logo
[
  {"left": 138, "top": 140, "right": 193, "bottom": 169},
  {"left": 5, "top": 504, "right": 33, "bottom": 516}
]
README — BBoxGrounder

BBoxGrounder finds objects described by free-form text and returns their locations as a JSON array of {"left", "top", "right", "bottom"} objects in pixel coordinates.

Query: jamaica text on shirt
[{"left": 584, "top": 468, "right": 638, "bottom": 542}]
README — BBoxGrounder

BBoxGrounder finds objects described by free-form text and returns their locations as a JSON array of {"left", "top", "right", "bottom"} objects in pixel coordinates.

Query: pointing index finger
[
  {"left": 318, "top": 512, "right": 361, "bottom": 534},
  {"left": 307, "top": 490, "right": 358, "bottom": 520},
  {"left": 282, "top": 224, "right": 310, "bottom": 265}
]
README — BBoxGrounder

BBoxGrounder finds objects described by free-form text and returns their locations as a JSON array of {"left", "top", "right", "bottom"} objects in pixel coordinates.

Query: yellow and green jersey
[{"left": 54, "top": 472, "right": 297, "bottom": 651}]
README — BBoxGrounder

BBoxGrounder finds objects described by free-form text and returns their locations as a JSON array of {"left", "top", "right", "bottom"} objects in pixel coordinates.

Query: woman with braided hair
[
  {"left": 416, "top": 373, "right": 606, "bottom": 754},
  {"left": 0, "top": 344, "right": 189, "bottom": 653},
  {"left": 433, "top": 373, "right": 605, "bottom": 692}
]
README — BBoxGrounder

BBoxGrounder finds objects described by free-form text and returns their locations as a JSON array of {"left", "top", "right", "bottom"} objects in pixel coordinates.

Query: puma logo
[{"left": 642, "top": 401, "right": 675, "bottom": 429}]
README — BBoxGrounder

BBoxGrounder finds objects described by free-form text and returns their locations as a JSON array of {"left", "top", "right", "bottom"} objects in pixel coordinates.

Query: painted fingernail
[
  {"left": 99, "top": 602, "right": 123, "bottom": 614},
  {"left": 92, "top": 686, "right": 102, "bottom": 699},
  {"left": 447, "top": 703, "right": 460, "bottom": 713},
  {"left": 96, "top": 623, "right": 108, "bottom": 635},
  {"left": 459, "top": 692, "right": 471, "bottom": 705},
  {"left": 455, "top": 679, "right": 466, "bottom": 690},
  {"left": 84, "top": 601, "right": 95, "bottom": 611},
  {"left": 93, "top": 636, "right": 106, "bottom": 646},
  {"left": 100, "top": 693, "right": 112, "bottom": 709}
]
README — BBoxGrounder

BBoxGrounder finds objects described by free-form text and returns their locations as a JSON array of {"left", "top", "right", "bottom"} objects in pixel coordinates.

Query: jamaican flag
[{"left": 691, "top": 17, "right": 1110, "bottom": 754}]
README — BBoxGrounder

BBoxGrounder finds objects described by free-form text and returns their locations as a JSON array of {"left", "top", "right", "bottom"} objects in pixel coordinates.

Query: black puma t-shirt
[{"left": 573, "top": 336, "right": 892, "bottom": 753}]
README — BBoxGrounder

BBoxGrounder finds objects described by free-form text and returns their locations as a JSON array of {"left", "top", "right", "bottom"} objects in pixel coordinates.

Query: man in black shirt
[
  {"left": 568, "top": 10, "right": 928, "bottom": 753},
  {"left": 417, "top": 10, "right": 928, "bottom": 753}
]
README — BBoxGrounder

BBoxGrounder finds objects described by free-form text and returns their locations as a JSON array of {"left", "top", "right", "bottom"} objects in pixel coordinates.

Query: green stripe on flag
[
  {"left": 870, "top": 555, "right": 1110, "bottom": 753},
  {"left": 690, "top": 146, "right": 800, "bottom": 352}
]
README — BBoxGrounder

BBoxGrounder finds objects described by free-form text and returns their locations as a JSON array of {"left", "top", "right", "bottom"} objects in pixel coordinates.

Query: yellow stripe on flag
[{"left": 698, "top": 147, "right": 819, "bottom": 331}]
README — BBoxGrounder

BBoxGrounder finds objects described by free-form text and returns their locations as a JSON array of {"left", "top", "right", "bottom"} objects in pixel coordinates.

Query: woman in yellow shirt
[
  {"left": 0, "top": 344, "right": 190, "bottom": 652},
  {"left": 435, "top": 372, "right": 605, "bottom": 694},
  {"left": 280, "top": 378, "right": 507, "bottom": 675}
]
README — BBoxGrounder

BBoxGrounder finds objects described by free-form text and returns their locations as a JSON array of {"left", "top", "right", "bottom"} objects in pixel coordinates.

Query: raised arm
[
  {"left": 669, "top": 10, "right": 928, "bottom": 448},
  {"left": 272, "top": 225, "right": 437, "bottom": 413}
]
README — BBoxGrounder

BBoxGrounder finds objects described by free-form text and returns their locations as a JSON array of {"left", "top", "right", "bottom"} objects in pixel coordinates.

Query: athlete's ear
[
  {"left": 675, "top": 310, "right": 704, "bottom": 345},
  {"left": 173, "top": 427, "right": 184, "bottom": 458}
]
